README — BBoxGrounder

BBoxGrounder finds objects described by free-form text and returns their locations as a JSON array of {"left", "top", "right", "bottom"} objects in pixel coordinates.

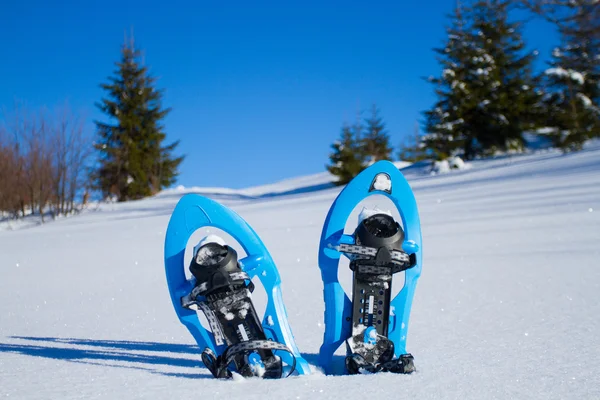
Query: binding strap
[
  {"left": 337, "top": 243, "right": 416, "bottom": 272},
  {"left": 201, "top": 340, "right": 297, "bottom": 379},
  {"left": 346, "top": 352, "right": 415, "bottom": 375},
  {"left": 191, "top": 271, "right": 252, "bottom": 297}
]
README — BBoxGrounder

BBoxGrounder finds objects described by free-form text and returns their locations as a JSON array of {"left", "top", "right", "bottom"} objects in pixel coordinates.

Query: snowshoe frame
[
  {"left": 164, "top": 194, "right": 310, "bottom": 376},
  {"left": 318, "top": 160, "right": 423, "bottom": 375}
]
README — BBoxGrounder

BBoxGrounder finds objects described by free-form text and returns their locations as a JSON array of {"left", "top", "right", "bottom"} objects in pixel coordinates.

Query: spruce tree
[
  {"left": 94, "top": 39, "right": 184, "bottom": 201},
  {"left": 540, "top": 0, "right": 600, "bottom": 150},
  {"left": 468, "top": 0, "right": 542, "bottom": 155},
  {"left": 423, "top": 0, "right": 541, "bottom": 160},
  {"left": 362, "top": 104, "right": 393, "bottom": 163},
  {"left": 422, "top": 5, "right": 473, "bottom": 160},
  {"left": 326, "top": 123, "right": 366, "bottom": 185}
]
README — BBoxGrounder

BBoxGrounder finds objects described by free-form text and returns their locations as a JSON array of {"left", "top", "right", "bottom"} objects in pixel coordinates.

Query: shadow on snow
[
  {"left": 1, "top": 336, "right": 341, "bottom": 378},
  {"left": 1, "top": 336, "right": 212, "bottom": 379}
]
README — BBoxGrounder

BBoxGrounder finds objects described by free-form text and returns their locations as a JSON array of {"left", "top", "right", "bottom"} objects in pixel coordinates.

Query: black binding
[
  {"left": 341, "top": 213, "right": 417, "bottom": 375},
  {"left": 181, "top": 241, "right": 296, "bottom": 379}
]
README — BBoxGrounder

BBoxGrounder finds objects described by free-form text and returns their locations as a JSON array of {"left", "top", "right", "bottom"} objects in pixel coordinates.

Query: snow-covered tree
[
  {"left": 423, "top": 0, "right": 542, "bottom": 160},
  {"left": 422, "top": 5, "right": 473, "bottom": 160},
  {"left": 537, "top": 0, "right": 600, "bottom": 150},
  {"left": 362, "top": 104, "right": 393, "bottom": 163}
]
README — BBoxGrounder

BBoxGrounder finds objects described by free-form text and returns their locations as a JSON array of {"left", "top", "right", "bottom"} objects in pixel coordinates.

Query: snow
[
  {"left": 2, "top": 143, "right": 600, "bottom": 398},
  {"left": 536, "top": 127, "right": 557, "bottom": 135},
  {"left": 436, "top": 119, "right": 464, "bottom": 131},
  {"left": 372, "top": 173, "right": 392, "bottom": 192},
  {"left": 358, "top": 207, "right": 392, "bottom": 224},
  {"left": 577, "top": 93, "right": 593, "bottom": 108},
  {"left": 443, "top": 69, "right": 455, "bottom": 78},
  {"left": 432, "top": 159, "right": 451, "bottom": 174},
  {"left": 430, "top": 156, "right": 470, "bottom": 175},
  {"left": 473, "top": 68, "right": 490, "bottom": 76},
  {"left": 545, "top": 67, "right": 585, "bottom": 84}
]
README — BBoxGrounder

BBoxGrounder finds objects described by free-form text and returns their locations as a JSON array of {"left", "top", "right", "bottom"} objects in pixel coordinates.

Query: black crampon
[
  {"left": 181, "top": 241, "right": 296, "bottom": 379},
  {"left": 341, "top": 213, "right": 417, "bottom": 374}
]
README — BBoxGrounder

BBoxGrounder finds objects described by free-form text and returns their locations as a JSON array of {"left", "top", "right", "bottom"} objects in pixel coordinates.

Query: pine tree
[
  {"left": 362, "top": 104, "right": 393, "bottom": 163},
  {"left": 326, "top": 123, "right": 366, "bottom": 185},
  {"left": 94, "top": 38, "right": 184, "bottom": 201},
  {"left": 539, "top": 0, "right": 600, "bottom": 150},
  {"left": 423, "top": 0, "right": 541, "bottom": 160}
]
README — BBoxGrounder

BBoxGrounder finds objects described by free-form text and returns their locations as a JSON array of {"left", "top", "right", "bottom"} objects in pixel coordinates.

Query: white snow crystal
[
  {"left": 368, "top": 328, "right": 378, "bottom": 340},
  {"left": 536, "top": 127, "right": 557, "bottom": 135},
  {"left": 197, "top": 234, "right": 227, "bottom": 248},
  {"left": 432, "top": 156, "right": 469, "bottom": 175},
  {"left": 577, "top": 93, "right": 592, "bottom": 108},
  {"left": 545, "top": 67, "right": 585, "bottom": 84},
  {"left": 358, "top": 207, "right": 392, "bottom": 224},
  {"left": 443, "top": 69, "right": 456, "bottom": 78},
  {"left": 449, "top": 156, "right": 466, "bottom": 170},
  {"left": 372, "top": 173, "right": 392, "bottom": 192},
  {"left": 552, "top": 48, "right": 562, "bottom": 58},
  {"left": 432, "top": 160, "right": 451, "bottom": 174},
  {"left": 570, "top": 71, "right": 585, "bottom": 84}
]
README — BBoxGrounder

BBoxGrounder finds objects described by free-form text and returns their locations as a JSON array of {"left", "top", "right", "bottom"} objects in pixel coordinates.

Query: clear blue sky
[{"left": 0, "top": 0, "right": 557, "bottom": 189}]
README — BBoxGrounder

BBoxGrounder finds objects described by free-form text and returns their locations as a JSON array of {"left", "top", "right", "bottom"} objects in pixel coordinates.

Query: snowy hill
[{"left": 1, "top": 147, "right": 599, "bottom": 399}]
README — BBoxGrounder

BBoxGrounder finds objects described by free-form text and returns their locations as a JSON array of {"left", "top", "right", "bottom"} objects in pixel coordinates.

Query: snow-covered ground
[{"left": 1, "top": 146, "right": 599, "bottom": 399}]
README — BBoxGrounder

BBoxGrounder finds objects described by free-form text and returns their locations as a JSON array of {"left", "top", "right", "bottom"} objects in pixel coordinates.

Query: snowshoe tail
[
  {"left": 317, "top": 161, "right": 423, "bottom": 375},
  {"left": 164, "top": 194, "right": 310, "bottom": 379}
]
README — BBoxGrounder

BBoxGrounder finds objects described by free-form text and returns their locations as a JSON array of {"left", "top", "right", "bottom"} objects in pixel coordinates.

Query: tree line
[
  {"left": 0, "top": 38, "right": 184, "bottom": 221},
  {"left": 0, "top": 107, "right": 90, "bottom": 221},
  {"left": 328, "top": 0, "right": 599, "bottom": 184}
]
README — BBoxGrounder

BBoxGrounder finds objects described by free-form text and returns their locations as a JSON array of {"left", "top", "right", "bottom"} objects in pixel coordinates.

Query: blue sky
[{"left": 0, "top": 0, "right": 557, "bottom": 188}]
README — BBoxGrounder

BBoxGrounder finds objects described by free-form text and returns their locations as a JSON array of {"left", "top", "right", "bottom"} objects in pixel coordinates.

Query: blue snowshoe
[
  {"left": 164, "top": 194, "right": 310, "bottom": 379},
  {"left": 318, "top": 161, "right": 423, "bottom": 375}
]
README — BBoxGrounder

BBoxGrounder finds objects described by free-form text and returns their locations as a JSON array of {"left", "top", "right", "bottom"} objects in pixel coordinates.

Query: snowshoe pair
[{"left": 164, "top": 160, "right": 422, "bottom": 379}]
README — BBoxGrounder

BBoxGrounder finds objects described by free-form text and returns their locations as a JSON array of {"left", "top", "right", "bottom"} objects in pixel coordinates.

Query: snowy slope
[{"left": 1, "top": 147, "right": 599, "bottom": 399}]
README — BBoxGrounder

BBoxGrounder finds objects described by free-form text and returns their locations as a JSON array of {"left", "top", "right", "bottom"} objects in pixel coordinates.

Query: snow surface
[{"left": 1, "top": 145, "right": 600, "bottom": 399}]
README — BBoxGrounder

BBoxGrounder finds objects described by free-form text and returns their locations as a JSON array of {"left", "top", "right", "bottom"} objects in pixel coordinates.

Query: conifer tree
[
  {"left": 423, "top": 0, "right": 541, "bottom": 160},
  {"left": 539, "top": 0, "right": 600, "bottom": 150},
  {"left": 422, "top": 5, "right": 473, "bottom": 160},
  {"left": 326, "top": 123, "right": 366, "bottom": 185},
  {"left": 94, "top": 38, "right": 184, "bottom": 201},
  {"left": 362, "top": 104, "right": 393, "bottom": 163}
]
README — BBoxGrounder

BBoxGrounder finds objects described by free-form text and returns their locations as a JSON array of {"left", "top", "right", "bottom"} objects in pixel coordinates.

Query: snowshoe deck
[
  {"left": 317, "top": 161, "right": 423, "bottom": 375},
  {"left": 164, "top": 194, "right": 310, "bottom": 378}
]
